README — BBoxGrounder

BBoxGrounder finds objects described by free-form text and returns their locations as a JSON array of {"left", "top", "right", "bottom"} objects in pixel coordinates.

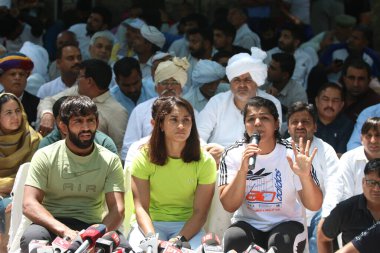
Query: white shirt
[
  {"left": 168, "top": 37, "right": 189, "bottom": 58},
  {"left": 234, "top": 23, "right": 261, "bottom": 50},
  {"left": 288, "top": 136, "right": 342, "bottom": 220},
  {"left": 37, "top": 85, "right": 128, "bottom": 154},
  {"left": 340, "top": 146, "right": 368, "bottom": 200},
  {"left": 121, "top": 97, "right": 156, "bottom": 160},
  {"left": 197, "top": 90, "right": 282, "bottom": 147},
  {"left": 37, "top": 77, "right": 73, "bottom": 99},
  {"left": 219, "top": 140, "right": 304, "bottom": 231},
  {"left": 0, "top": 23, "right": 42, "bottom": 52},
  {"left": 266, "top": 47, "right": 315, "bottom": 89}
]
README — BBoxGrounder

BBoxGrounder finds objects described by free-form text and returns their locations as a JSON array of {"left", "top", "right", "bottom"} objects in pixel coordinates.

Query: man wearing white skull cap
[
  {"left": 197, "top": 48, "right": 282, "bottom": 239},
  {"left": 133, "top": 24, "right": 166, "bottom": 79},
  {"left": 183, "top": 59, "right": 229, "bottom": 112}
]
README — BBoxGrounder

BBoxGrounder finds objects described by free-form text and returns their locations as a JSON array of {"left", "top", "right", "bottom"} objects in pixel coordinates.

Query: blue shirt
[
  {"left": 347, "top": 103, "right": 380, "bottom": 151},
  {"left": 110, "top": 78, "right": 157, "bottom": 118}
]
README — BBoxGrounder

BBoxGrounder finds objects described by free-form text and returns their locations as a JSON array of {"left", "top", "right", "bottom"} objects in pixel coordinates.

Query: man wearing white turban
[
  {"left": 133, "top": 24, "right": 166, "bottom": 79},
  {"left": 196, "top": 47, "right": 282, "bottom": 239},
  {"left": 120, "top": 57, "right": 188, "bottom": 160},
  {"left": 183, "top": 59, "right": 229, "bottom": 112}
]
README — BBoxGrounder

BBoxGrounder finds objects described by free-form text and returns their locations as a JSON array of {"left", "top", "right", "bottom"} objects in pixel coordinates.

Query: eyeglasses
[
  {"left": 158, "top": 81, "right": 181, "bottom": 87},
  {"left": 365, "top": 179, "right": 380, "bottom": 188}
]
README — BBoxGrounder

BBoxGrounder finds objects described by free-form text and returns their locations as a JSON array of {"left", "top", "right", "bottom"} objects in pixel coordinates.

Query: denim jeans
[
  {"left": 0, "top": 196, "right": 12, "bottom": 233},
  {"left": 308, "top": 210, "right": 322, "bottom": 253}
]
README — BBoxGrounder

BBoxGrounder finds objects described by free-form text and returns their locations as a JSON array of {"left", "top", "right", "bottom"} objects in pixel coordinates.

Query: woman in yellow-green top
[
  {"left": 0, "top": 93, "right": 41, "bottom": 251},
  {"left": 129, "top": 96, "right": 216, "bottom": 250}
]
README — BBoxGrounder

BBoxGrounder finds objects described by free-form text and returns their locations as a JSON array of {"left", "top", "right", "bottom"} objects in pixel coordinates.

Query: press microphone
[
  {"left": 245, "top": 243, "right": 278, "bottom": 253},
  {"left": 248, "top": 132, "right": 261, "bottom": 171},
  {"left": 95, "top": 231, "right": 121, "bottom": 253},
  {"left": 65, "top": 235, "right": 83, "bottom": 253},
  {"left": 201, "top": 233, "right": 223, "bottom": 253},
  {"left": 66, "top": 224, "right": 107, "bottom": 253},
  {"left": 139, "top": 232, "right": 158, "bottom": 253},
  {"left": 29, "top": 240, "right": 52, "bottom": 253},
  {"left": 51, "top": 236, "right": 71, "bottom": 253}
]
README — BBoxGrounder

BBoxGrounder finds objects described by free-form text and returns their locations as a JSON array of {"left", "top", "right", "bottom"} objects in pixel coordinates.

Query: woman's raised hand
[{"left": 287, "top": 137, "right": 317, "bottom": 178}]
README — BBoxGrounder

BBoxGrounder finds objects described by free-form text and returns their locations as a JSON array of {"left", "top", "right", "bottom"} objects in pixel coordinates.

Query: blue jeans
[
  {"left": 0, "top": 196, "right": 12, "bottom": 233},
  {"left": 128, "top": 221, "right": 205, "bottom": 250},
  {"left": 308, "top": 210, "right": 321, "bottom": 253}
]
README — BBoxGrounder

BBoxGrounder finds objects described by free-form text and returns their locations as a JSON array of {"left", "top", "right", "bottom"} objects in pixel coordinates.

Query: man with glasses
[{"left": 318, "top": 159, "right": 380, "bottom": 253}]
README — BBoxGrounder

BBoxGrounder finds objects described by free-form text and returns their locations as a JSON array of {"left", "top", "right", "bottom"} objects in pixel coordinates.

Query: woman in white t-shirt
[{"left": 219, "top": 96, "right": 322, "bottom": 253}]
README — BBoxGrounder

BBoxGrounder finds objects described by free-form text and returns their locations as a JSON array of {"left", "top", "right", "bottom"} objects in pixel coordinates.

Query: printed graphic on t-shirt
[{"left": 245, "top": 168, "right": 282, "bottom": 212}]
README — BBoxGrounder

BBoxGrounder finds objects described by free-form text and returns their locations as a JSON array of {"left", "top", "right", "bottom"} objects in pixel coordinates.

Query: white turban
[
  {"left": 154, "top": 57, "right": 189, "bottom": 87},
  {"left": 192, "top": 60, "right": 225, "bottom": 88},
  {"left": 140, "top": 24, "right": 166, "bottom": 49},
  {"left": 226, "top": 47, "right": 267, "bottom": 86},
  {"left": 123, "top": 18, "right": 145, "bottom": 29}
]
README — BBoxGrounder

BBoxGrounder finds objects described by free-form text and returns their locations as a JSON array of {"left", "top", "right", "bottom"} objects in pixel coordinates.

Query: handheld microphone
[
  {"left": 65, "top": 224, "right": 106, "bottom": 253},
  {"left": 51, "top": 236, "right": 71, "bottom": 253},
  {"left": 200, "top": 233, "right": 223, "bottom": 253},
  {"left": 95, "top": 231, "right": 121, "bottom": 253},
  {"left": 28, "top": 240, "right": 50, "bottom": 253},
  {"left": 248, "top": 132, "right": 261, "bottom": 171},
  {"left": 113, "top": 242, "right": 134, "bottom": 253},
  {"left": 139, "top": 232, "right": 158, "bottom": 253}
]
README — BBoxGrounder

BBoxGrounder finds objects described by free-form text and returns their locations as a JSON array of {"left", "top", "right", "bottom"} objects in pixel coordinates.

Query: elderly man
[
  {"left": 89, "top": 30, "right": 115, "bottom": 64},
  {"left": 20, "top": 96, "right": 125, "bottom": 253},
  {"left": 0, "top": 52, "right": 39, "bottom": 127},
  {"left": 183, "top": 59, "right": 227, "bottom": 112},
  {"left": 133, "top": 24, "right": 166, "bottom": 78},
  {"left": 196, "top": 47, "right": 281, "bottom": 239},
  {"left": 197, "top": 47, "right": 282, "bottom": 160},
  {"left": 120, "top": 57, "right": 189, "bottom": 160}
]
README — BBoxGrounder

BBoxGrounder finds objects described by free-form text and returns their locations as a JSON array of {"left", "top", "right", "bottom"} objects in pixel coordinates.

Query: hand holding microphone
[{"left": 248, "top": 132, "right": 260, "bottom": 171}]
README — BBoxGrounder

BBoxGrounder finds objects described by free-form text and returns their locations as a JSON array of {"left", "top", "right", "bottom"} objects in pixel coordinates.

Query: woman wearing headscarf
[{"left": 0, "top": 93, "right": 41, "bottom": 251}]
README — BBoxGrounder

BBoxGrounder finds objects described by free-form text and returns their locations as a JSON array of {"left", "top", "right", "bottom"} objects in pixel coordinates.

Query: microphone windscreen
[
  {"left": 66, "top": 235, "right": 84, "bottom": 252},
  {"left": 80, "top": 224, "right": 107, "bottom": 247},
  {"left": 201, "top": 233, "right": 221, "bottom": 246},
  {"left": 101, "top": 231, "right": 121, "bottom": 248}
]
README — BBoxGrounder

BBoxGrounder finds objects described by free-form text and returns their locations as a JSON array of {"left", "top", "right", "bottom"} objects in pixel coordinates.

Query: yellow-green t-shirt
[
  {"left": 26, "top": 140, "right": 124, "bottom": 224},
  {"left": 131, "top": 149, "right": 216, "bottom": 221}
]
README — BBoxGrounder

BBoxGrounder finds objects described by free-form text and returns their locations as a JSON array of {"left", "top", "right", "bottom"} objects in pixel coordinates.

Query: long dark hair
[
  {"left": 148, "top": 96, "right": 200, "bottom": 165},
  {"left": 242, "top": 96, "right": 281, "bottom": 143}
]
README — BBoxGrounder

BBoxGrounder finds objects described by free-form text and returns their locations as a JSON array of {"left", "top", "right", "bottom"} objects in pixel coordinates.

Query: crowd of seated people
[{"left": 0, "top": 1, "right": 379, "bottom": 252}]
